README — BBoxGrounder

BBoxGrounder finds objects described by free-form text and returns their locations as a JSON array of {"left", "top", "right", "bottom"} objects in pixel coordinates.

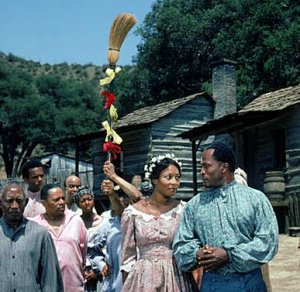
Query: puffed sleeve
[{"left": 120, "top": 207, "right": 137, "bottom": 273}]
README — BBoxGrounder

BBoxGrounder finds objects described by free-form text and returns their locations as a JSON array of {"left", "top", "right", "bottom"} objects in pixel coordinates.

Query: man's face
[
  {"left": 43, "top": 187, "right": 66, "bottom": 218},
  {"left": 65, "top": 176, "right": 81, "bottom": 198},
  {"left": 24, "top": 167, "right": 45, "bottom": 192},
  {"left": 200, "top": 149, "right": 226, "bottom": 188},
  {"left": 1, "top": 185, "right": 26, "bottom": 226}
]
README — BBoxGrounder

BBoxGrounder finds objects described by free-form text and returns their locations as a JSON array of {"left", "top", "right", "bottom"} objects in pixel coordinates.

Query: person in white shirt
[{"left": 22, "top": 159, "right": 45, "bottom": 218}]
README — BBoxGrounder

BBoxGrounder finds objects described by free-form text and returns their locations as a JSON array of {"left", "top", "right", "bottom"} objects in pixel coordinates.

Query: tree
[
  {"left": 35, "top": 74, "right": 104, "bottom": 162},
  {"left": 55, "top": 80, "right": 103, "bottom": 135},
  {"left": 35, "top": 74, "right": 63, "bottom": 107},
  {"left": 134, "top": 0, "right": 300, "bottom": 107},
  {"left": 110, "top": 65, "right": 150, "bottom": 115},
  {"left": 0, "top": 58, "right": 104, "bottom": 177},
  {"left": 0, "top": 60, "right": 56, "bottom": 177}
]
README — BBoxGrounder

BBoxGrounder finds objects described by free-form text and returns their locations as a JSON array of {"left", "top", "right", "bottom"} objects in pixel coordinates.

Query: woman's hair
[
  {"left": 144, "top": 153, "right": 182, "bottom": 182},
  {"left": 150, "top": 158, "right": 181, "bottom": 180}
]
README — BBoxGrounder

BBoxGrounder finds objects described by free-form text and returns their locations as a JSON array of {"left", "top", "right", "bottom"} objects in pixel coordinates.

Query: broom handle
[
  {"left": 103, "top": 65, "right": 115, "bottom": 196},
  {"left": 107, "top": 64, "right": 116, "bottom": 163}
]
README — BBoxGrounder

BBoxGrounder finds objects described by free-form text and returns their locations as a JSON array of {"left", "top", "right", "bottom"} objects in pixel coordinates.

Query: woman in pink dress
[{"left": 121, "top": 154, "right": 198, "bottom": 292}]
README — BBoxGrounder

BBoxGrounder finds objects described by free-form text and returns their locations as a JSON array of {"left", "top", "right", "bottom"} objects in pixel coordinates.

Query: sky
[{"left": 0, "top": 0, "right": 155, "bottom": 66}]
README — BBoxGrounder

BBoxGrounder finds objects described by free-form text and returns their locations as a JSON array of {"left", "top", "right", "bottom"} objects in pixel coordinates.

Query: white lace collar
[{"left": 125, "top": 200, "right": 186, "bottom": 221}]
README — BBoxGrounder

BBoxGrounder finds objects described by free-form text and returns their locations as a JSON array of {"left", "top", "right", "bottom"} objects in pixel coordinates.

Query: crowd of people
[{"left": 0, "top": 143, "right": 279, "bottom": 292}]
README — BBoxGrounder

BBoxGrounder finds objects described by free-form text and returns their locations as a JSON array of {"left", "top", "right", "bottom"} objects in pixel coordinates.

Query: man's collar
[
  {"left": 218, "top": 180, "right": 236, "bottom": 198},
  {"left": 1, "top": 216, "right": 27, "bottom": 233}
]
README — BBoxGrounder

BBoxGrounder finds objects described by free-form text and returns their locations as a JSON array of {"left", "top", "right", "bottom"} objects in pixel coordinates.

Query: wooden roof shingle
[
  {"left": 179, "top": 83, "right": 300, "bottom": 140},
  {"left": 240, "top": 83, "right": 300, "bottom": 113},
  {"left": 61, "top": 92, "right": 211, "bottom": 142},
  {"left": 114, "top": 92, "right": 210, "bottom": 129}
]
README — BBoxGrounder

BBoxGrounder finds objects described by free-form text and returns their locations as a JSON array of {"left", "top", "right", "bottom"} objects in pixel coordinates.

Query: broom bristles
[{"left": 108, "top": 13, "right": 137, "bottom": 66}]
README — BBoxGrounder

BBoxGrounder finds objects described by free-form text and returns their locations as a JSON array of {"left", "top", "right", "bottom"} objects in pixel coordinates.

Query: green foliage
[
  {"left": 0, "top": 55, "right": 104, "bottom": 176},
  {"left": 0, "top": 0, "right": 299, "bottom": 176},
  {"left": 134, "top": 0, "right": 300, "bottom": 107},
  {"left": 0, "top": 59, "right": 55, "bottom": 176},
  {"left": 111, "top": 66, "right": 149, "bottom": 115}
]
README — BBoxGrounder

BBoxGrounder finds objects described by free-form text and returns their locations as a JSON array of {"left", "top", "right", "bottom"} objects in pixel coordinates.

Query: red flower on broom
[{"left": 101, "top": 90, "right": 116, "bottom": 109}]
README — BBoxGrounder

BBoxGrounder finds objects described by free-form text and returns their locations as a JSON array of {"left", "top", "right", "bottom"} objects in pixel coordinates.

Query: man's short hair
[
  {"left": 0, "top": 182, "right": 25, "bottom": 200},
  {"left": 41, "top": 183, "right": 60, "bottom": 201},
  {"left": 207, "top": 143, "right": 236, "bottom": 172},
  {"left": 21, "top": 159, "right": 44, "bottom": 179}
]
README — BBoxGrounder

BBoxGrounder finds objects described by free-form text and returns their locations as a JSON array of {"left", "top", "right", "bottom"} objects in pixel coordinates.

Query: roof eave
[
  {"left": 178, "top": 110, "right": 284, "bottom": 141},
  {"left": 59, "top": 122, "right": 152, "bottom": 143}
]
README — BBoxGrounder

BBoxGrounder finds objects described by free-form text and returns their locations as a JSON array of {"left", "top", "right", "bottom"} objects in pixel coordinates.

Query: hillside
[
  {"left": 0, "top": 51, "right": 105, "bottom": 81},
  {"left": 0, "top": 51, "right": 139, "bottom": 178}
]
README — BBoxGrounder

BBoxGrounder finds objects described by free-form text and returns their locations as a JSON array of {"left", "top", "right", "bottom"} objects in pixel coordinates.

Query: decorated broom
[
  {"left": 108, "top": 13, "right": 137, "bottom": 68},
  {"left": 100, "top": 13, "right": 137, "bottom": 162}
]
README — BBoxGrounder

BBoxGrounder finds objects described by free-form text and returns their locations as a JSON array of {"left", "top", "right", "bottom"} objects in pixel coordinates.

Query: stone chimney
[{"left": 212, "top": 59, "right": 237, "bottom": 119}]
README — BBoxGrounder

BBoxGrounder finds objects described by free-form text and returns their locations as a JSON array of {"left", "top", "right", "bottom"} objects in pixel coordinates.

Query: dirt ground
[{"left": 268, "top": 234, "right": 300, "bottom": 292}]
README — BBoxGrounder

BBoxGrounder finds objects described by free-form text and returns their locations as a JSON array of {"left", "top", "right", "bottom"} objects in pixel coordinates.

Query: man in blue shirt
[{"left": 173, "top": 143, "right": 278, "bottom": 291}]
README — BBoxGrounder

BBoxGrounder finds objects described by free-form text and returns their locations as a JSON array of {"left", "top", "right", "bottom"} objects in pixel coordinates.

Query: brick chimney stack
[{"left": 212, "top": 59, "right": 237, "bottom": 119}]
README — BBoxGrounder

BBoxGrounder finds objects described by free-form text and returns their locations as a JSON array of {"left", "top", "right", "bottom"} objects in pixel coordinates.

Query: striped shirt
[{"left": 0, "top": 217, "right": 63, "bottom": 292}]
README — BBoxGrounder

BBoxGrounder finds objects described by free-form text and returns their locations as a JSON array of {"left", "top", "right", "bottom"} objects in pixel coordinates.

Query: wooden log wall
[
  {"left": 251, "top": 124, "right": 277, "bottom": 192},
  {"left": 92, "top": 95, "right": 214, "bottom": 205},
  {"left": 92, "top": 127, "right": 151, "bottom": 198},
  {"left": 285, "top": 106, "right": 300, "bottom": 227},
  {"left": 151, "top": 97, "right": 213, "bottom": 200}
]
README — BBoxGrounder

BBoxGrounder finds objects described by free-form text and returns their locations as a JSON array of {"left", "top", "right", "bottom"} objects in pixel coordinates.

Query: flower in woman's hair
[
  {"left": 144, "top": 153, "right": 182, "bottom": 180},
  {"left": 157, "top": 155, "right": 163, "bottom": 161}
]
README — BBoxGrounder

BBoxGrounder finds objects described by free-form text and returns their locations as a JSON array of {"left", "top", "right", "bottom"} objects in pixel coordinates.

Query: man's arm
[
  {"left": 40, "top": 232, "right": 64, "bottom": 292},
  {"left": 222, "top": 192, "right": 279, "bottom": 273},
  {"left": 173, "top": 201, "right": 202, "bottom": 271}
]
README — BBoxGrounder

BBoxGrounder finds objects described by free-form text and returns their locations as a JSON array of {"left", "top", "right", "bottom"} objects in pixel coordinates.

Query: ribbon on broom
[{"left": 99, "top": 13, "right": 137, "bottom": 161}]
